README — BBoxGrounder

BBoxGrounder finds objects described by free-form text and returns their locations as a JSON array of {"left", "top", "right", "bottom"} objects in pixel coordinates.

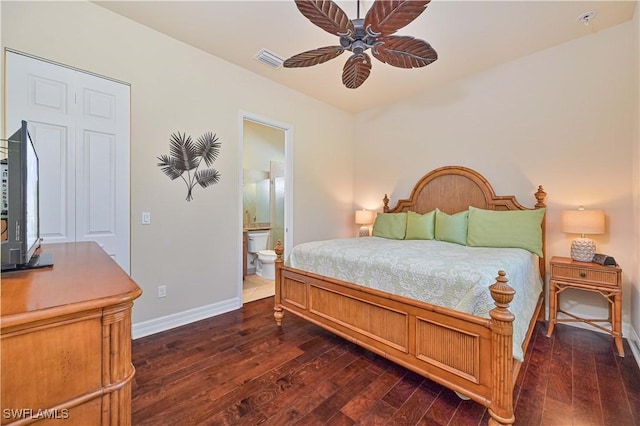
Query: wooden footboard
[{"left": 273, "top": 242, "right": 539, "bottom": 426}]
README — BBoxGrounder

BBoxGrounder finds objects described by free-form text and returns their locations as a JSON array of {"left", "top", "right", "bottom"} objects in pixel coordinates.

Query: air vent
[{"left": 255, "top": 49, "right": 284, "bottom": 69}]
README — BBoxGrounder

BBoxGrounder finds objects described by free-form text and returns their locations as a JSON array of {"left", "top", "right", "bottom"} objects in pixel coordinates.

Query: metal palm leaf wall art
[
  {"left": 284, "top": 0, "right": 438, "bottom": 89},
  {"left": 157, "top": 131, "right": 222, "bottom": 201}
]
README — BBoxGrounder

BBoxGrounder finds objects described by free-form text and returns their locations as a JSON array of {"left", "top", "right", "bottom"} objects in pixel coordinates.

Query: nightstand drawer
[{"left": 551, "top": 265, "right": 619, "bottom": 287}]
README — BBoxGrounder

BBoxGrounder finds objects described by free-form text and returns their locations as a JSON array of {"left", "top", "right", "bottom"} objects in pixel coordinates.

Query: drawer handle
[{"left": 580, "top": 272, "right": 586, "bottom": 278}]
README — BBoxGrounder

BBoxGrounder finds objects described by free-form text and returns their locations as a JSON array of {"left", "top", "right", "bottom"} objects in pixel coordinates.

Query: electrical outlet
[
  {"left": 142, "top": 212, "right": 151, "bottom": 225},
  {"left": 158, "top": 285, "right": 166, "bottom": 298}
]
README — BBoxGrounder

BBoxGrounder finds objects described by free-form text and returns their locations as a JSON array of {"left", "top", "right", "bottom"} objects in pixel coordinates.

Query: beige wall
[
  {"left": 355, "top": 20, "right": 639, "bottom": 332},
  {"left": 1, "top": 1, "right": 355, "bottom": 323},
  {"left": 243, "top": 120, "right": 285, "bottom": 173}
]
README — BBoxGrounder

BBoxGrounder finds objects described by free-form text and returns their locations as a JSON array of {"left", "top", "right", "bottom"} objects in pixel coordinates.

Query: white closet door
[
  {"left": 6, "top": 53, "right": 77, "bottom": 244},
  {"left": 75, "top": 72, "right": 130, "bottom": 272},
  {"left": 6, "top": 52, "right": 131, "bottom": 274}
]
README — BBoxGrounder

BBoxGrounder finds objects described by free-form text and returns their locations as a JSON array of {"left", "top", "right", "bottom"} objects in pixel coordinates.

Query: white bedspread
[{"left": 287, "top": 237, "right": 542, "bottom": 361}]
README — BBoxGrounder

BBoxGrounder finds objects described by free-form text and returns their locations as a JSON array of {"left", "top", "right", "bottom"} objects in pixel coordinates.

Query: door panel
[
  {"left": 29, "top": 74, "right": 70, "bottom": 114},
  {"left": 30, "top": 122, "right": 74, "bottom": 241},
  {"left": 81, "top": 130, "right": 115, "bottom": 236}
]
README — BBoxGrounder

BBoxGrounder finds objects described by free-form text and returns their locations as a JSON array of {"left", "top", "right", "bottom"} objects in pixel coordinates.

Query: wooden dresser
[{"left": 1, "top": 242, "right": 142, "bottom": 425}]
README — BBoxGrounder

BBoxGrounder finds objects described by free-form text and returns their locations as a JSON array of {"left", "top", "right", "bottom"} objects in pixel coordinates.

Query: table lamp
[
  {"left": 355, "top": 210, "right": 375, "bottom": 237},
  {"left": 561, "top": 206, "right": 605, "bottom": 262}
]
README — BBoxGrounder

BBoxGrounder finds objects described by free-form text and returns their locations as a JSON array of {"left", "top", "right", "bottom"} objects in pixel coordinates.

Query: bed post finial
[
  {"left": 274, "top": 240, "right": 284, "bottom": 261},
  {"left": 274, "top": 240, "right": 284, "bottom": 326},
  {"left": 489, "top": 271, "right": 515, "bottom": 313},
  {"left": 534, "top": 185, "right": 547, "bottom": 294},
  {"left": 383, "top": 194, "right": 390, "bottom": 213},
  {"left": 534, "top": 185, "right": 547, "bottom": 209},
  {"left": 488, "top": 270, "right": 516, "bottom": 426}
]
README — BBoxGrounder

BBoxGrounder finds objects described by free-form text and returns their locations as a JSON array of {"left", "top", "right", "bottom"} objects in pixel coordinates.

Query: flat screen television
[{"left": 1, "top": 120, "right": 53, "bottom": 272}]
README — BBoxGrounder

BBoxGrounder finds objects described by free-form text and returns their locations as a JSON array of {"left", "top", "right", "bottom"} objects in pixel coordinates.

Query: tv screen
[
  {"left": 1, "top": 120, "right": 53, "bottom": 271},
  {"left": 24, "top": 126, "right": 39, "bottom": 257}
]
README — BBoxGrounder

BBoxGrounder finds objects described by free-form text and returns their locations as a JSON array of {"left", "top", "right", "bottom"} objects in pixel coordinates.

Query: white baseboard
[
  {"left": 132, "top": 297, "right": 241, "bottom": 339},
  {"left": 627, "top": 325, "right": 640, "bottom": 371}
]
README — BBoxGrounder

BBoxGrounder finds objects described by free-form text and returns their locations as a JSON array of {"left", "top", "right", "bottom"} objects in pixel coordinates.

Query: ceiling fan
[{"left": 283, "top": 0, "right": 438, "bottom": 89}]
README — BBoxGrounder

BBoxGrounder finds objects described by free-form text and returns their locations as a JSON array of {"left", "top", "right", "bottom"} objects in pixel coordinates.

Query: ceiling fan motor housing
[{"left": 339, "top": 18, "right": 377, "bottom": 54}]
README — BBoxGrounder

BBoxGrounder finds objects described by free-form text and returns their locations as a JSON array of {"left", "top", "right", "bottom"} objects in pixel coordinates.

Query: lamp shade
[
  {"left": 355, "top": 210, "right": 375, "bottom": 225},
  {"left": 562, "top": 207, "right": 605, "bottom": 262},
  {"left": 561, "top": 208, "right": 605, "bottom": 235}
]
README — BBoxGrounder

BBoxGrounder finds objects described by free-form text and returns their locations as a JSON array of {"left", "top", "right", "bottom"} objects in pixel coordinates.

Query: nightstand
[{"left": 547, "top": 256, "right": 623, "bottom": 357}]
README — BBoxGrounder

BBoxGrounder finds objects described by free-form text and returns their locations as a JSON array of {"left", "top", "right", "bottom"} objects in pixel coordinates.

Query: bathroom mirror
[{"left": 243, "top": 169, "right": 270, "bottom": 226}]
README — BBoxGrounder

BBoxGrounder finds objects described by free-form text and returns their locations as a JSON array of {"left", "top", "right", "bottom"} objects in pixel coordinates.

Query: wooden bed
[{"left": 273, "top": 165, "right": 547, "bottom": 426}]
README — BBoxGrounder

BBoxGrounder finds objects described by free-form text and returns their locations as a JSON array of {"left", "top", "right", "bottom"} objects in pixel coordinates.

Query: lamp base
[
  {"left": 570, "top": 238, "right": 596, "bottom": 262},
  {"left": 358, "top": 226, "right": 370, "bottom": 237}
]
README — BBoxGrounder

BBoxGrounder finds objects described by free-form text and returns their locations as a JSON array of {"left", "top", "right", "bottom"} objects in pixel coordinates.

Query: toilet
[
  {"left": 246, "top": 230, "right": 276, "bottom": 279},
  {"left": 256, "top": 249, "right": 277, "bottom": 280}
]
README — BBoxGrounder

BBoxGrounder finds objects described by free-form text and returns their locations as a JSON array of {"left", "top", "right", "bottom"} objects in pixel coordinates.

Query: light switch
[{"left": 141, "top": 212, "right": 151, "bottom": 225}]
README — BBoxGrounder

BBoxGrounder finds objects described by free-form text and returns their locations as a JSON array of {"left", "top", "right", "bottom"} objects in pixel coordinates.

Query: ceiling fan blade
[
  {"left": 294, "top": 0, "right": 355, "bottom": 36},
  {"left": 364, "top": 0, "right": 431, "bottom": 37},
  {"left": 283, "top": 46, "right": 345, "bottom": 68},
  {"left": 373, "top": 36, "right": 437, "bottom": 68},
  {"left": 342, "top": 53, "right": 372, "bottom": 89}
]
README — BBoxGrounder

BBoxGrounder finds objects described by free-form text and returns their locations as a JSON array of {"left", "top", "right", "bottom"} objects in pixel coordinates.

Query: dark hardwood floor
[{"left": 132, "top": 297, "right": 640, "bottom": 425}]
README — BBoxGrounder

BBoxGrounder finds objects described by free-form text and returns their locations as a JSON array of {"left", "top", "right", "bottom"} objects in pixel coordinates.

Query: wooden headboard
[{"left": 382, "top": 165, "right": 547, "bottom": 279}]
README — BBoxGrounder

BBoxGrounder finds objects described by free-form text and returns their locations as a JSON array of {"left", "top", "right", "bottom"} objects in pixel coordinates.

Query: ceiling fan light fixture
[{"left": 255, "top": 49, "right": 285, "bottom": 69}]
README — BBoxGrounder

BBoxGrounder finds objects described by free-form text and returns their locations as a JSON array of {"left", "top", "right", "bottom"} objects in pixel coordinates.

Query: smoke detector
[{"left": 577, "top": 11, "right": 597, "bottom": 26}]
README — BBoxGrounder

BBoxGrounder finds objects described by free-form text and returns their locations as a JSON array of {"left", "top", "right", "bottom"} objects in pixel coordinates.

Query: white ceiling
[{"left": 95, "top": 1, "right": 636, "bottom": 113}]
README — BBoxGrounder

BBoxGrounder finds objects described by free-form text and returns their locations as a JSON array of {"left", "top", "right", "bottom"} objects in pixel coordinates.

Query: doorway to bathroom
[{"left": 240, "top": 112, "right": 292, "bottom": 304}]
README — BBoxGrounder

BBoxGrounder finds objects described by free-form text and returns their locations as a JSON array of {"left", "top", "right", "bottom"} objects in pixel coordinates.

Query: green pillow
[
  {"left": 405, "top": 210, "right": 435, "bottom": 240},
  {"left": 372, "top": 212, "right": 407, "bottom": 240},
  {"left": 467, "top": 206, "right": 545, "bottom": 257},
  {"left": 435, "top": 209, "right": 468, "bottom": 245}
]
